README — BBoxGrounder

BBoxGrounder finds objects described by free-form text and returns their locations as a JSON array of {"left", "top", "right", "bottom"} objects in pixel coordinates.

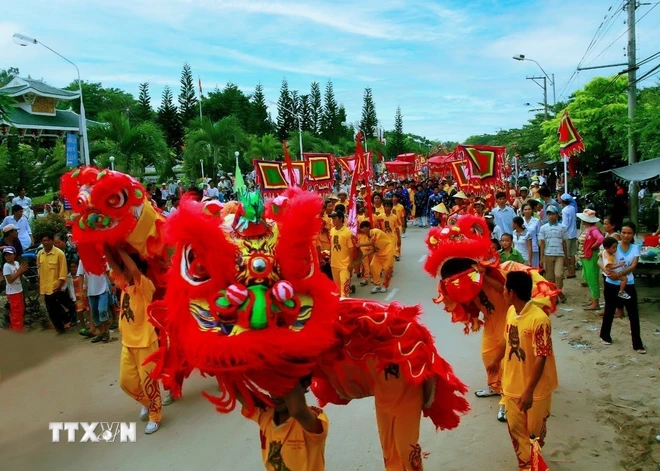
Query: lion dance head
[{"left": 148, "top": 187, "right": 339, "bottom": 413}]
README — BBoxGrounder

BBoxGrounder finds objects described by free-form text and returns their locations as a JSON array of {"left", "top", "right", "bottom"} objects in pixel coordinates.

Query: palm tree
[
  {"left": 89, "top": 110, "right": 169, "bottom": 177},
  {"left": 247, "top": 134, "right": 282, "bottom": 160},
  {"left": 183, "top": 116, "right": 245, "bottom": 180}
]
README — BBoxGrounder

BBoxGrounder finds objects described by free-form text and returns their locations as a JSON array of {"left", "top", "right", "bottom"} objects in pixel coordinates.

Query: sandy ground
[{"left": 0, "top": 227, "right": 658, "bottom": 471}]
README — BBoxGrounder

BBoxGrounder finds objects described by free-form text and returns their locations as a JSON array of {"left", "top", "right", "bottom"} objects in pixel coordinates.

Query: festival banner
[
  {"left": 557, "top": 110, "right": 585, "bottom": 177},
  {"left": 303, "top": 153, "right": 335, "bottom": 192},
  {"left": 253, "top": 160, "right": 290, "bottom": 197},
  {"left": 455, "top": 145, "right": 506, "bottom": 188},
  {"left": 346, "top": 133, "right": 371, "bottom": 234},
  {"left": 384, "top": 161, "right": 414, "bottom": 180}
]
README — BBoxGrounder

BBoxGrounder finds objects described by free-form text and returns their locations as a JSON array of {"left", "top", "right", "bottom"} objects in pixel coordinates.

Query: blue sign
[{"left": 65, "top": 133, "right": 79, "bottom": 167}]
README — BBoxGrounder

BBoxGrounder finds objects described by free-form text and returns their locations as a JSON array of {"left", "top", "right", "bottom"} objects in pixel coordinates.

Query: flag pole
[
  {"left": 198, "top": 75, "right": 203, "bottom": 120},
  {"left": 563, "top": 156, "right": 569, "bottom": 194}
]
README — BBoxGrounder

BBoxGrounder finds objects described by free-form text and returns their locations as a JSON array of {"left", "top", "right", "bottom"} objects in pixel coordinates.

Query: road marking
[
  {"left": 384, "top": 288, "right": 399, "bottom": 302},
  {"left": 418, "top": 255, "right": 426, "bottom": 263}
]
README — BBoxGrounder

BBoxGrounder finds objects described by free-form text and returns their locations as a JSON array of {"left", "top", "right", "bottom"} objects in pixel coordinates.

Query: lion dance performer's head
[
  {"left": 60, "top": 167, "right": 167, "bottom": 283},
  {"left": 148, "top": 186, "right": 339, "bottom": 414},
  {"left": 424, "top": 214, "right": 558, "bottom": 333}
]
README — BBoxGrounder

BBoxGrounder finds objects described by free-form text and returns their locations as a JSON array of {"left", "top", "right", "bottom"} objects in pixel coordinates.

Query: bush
[
  {"left": 32, "top": 213, "right": 67, "bottom": 243},
  {"left": 32, "top": 192, "right": 55, "bottom": 206}
]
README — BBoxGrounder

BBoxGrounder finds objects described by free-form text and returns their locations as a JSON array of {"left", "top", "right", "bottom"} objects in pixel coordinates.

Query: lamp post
[
  {"left": 13, "top": 33, "right": 90, "bottom": 166},
  {"left": 109, "top": 155, "right": 115, "bottom": 171},
  {"left": 200, "top": 159, "right": 205, "bottom": 179},
  {"left": 513, "top": 54, "right": 556, "bottom": 105}
]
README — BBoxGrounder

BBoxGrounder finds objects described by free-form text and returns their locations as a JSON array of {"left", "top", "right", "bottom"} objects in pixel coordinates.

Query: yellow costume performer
[{"left": 330, "top": 224, "right": 355, "bottom": 298}]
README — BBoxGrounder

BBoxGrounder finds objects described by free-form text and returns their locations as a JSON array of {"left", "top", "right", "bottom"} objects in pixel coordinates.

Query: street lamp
[
  {"left": 13, "top": 33, "right": 90, "bottom": 166},
  {"left": 109, "top": 155, "right": 115, "bottom": 171},
  {"left": 512, "top": 54, "right": 556, "bottom": 105}
]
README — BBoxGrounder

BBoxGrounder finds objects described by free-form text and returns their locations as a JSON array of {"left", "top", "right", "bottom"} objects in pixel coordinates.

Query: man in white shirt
[
  {"left": 492, "top": 191, "right": 516, "bottom": 234},
  {"left": 560, "top": 194, "right": 578, "bottom": 278},
  {"left": 11, "top": 187, "right": 32, "bottom": 209},
  {"left": 1, "top": 205, "right": 33, "bottom": 250},
  {"left": 160, "top": 183, "right": 170, "bottom": 200},
  {"left": 206, "top": 181, "right": 220, "bottom": 200},
  {"left": 77, "top": 260, "right": 111, "bottom": 343}
]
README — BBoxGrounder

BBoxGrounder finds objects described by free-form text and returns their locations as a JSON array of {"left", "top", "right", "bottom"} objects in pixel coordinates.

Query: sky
[{"left": 2, "top": 0, "right": 660, "bottom": 142}]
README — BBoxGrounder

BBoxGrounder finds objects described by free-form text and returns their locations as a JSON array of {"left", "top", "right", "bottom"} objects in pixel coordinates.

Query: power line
[
  {"left": 558, "top": 1, "right": 660, "bottom": 100},
  {"left": 634, "top": 62, "right": 660, "bottom": 84}
]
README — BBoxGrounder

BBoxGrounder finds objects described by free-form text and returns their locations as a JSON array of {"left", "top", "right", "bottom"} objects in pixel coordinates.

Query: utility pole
[
  {"left": 576, "top": 0, "right": 641, "bottom": 225},
  {"left": 526, "top": 76, "right": 548, "bottom": 120},
  {"left": 627, "top": 0, "right": 638, "bottom": 225}
]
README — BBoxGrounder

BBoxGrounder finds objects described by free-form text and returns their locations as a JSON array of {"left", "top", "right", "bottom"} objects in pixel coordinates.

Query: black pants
[
  {"left": 44, "top": 293, "right": 69, "bottom": 333},
  {"left": 58, "top": 291, "right": 77, "bottom": 324},
  {"left": 600, "top": 282, "right": 644, "bottom": 350}
]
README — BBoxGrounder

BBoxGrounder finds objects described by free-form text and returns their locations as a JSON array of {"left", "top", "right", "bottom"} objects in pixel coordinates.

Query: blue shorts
[{"left": 89, "top": 292, "right": 110, "bottom": 326}]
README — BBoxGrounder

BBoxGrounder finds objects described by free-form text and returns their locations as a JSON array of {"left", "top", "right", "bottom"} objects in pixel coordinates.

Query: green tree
[
  {"left": 387, "top": 106, "right": 406, "bottom": 158},
  {"left": 276, "top": 79, "right": 294, "bottom": 141},
  {"left": 63, "top": 81, "right": 137, "bottom": 120},
  {"left": 0, "top": 67, "right": 19, "bottom": 87},
  {"left": 0, "top": 91, "right": 14, "bottom": 122},
  {"left": 249, "top": 83, "right": 272, "bottom": 136},
  {"left": 299, "top": 94, "right": 313, "bottom": 132},
  {"left": 247, "top": 134, "right": 282, "bottom": 160},
  {"left": 135, "top": 82, "right": 154, "bottom": 123},
  {"left": 633, "top": 81, "right": 660, "bottom": 159},
  {"left": 310, "top": 81, "right": 323, "bottom": 136},
  {"left": 321, "top": 80, "right": 339, "bottom": 142},
  {"left": 183, "top": 116, "right": 246, "bottom": 181},
  {"left": 203, "top": 83, "right": 251, "bottom": 129},
  {"left": 89, "top": 110, "right": 170, "bottom": 177},
  {"left": 157, "top": 86, "right": 183, "bottom": 153},
  {"left": 360, "top": 88, "right": 378, "bottom": 139},
  {"left": 39, "top": 142, "right": 68, "bottom": 191},
  {"left": 178, "top": 62, "right": 198, "bottom": 127}
]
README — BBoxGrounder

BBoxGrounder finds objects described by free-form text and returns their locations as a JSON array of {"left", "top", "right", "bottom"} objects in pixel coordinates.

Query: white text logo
[{"left": 49, "top": 422, "right": 137, "bottom": 443}]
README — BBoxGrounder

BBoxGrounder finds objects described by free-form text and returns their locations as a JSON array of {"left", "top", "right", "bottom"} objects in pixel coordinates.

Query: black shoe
[{"left": 91, "top": 335, "right": 104, "bottom": 343}]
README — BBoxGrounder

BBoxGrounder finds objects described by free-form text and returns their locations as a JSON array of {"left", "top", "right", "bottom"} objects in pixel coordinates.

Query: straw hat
[
  {"left": 431, "top": 203, "right": 449, "bottom": 214},
  {"left": 453, "top": 190, "right": 468, "bottom": 200},
  {"left": 577, "top": 209, "right": 600, "bottom": 223}
]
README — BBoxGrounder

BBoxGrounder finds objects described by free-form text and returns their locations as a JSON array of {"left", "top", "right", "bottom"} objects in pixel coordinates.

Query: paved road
[{"left": 0, "top": 226, "right": 620, "bottom": 470}]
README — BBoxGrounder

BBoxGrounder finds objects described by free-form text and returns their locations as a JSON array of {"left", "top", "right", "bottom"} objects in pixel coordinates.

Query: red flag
[
  {"left": 282, "top": 141, "right": 296, "bottom": 188},
  {"left": 346, "top": 132, "right": 369, "bottom": 234},
  {"left": 198, "top": 76, "right": 203, "bottom": 95},
  {"left": 530, "top": 437, "right": 550, "bottom": 471}
]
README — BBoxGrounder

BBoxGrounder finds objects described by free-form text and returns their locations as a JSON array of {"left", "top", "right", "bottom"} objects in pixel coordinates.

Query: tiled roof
[
  {"left": 0, "top": 77, "right": 79, "bottom": 99},
  {"left": 1, "top": 107, "right": 83, "bottom": 130}
]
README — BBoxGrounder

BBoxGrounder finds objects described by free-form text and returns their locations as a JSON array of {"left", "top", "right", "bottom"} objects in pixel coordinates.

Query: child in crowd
[
  {"left": 239, "top": 376, "right": 329, "bottom": 471},
  {"left": 602, "top": 237, "right": 630, "bottom": 300},
  {"left": 3, "top": 246, "right": 28, "bottom": 331},
  {"left": 499, "top": 233, "right": 526, "bottom": 263}
]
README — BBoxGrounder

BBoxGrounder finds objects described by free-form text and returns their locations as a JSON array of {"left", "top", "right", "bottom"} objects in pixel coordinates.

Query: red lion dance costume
[
  {"left": 148, "top": 186, "right": 469, "bottom": 470},
  {"left": 424, "top": 215, "right": 559, "bottom": 399},
  {"left": 60, "top": 167, "right": 168, "bottom": 285}
]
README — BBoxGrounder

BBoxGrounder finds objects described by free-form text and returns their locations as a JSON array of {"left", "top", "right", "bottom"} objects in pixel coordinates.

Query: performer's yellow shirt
[
  {"left": 115, "top": 273, "right": 158, "bottom": 348},
  {"left": 373, "top": 204, "right": 384, "bottom": 216},
  {"left": 243, "top": 406, "right": 329, "bottom": 471},
  {"left": 356, "top": 231, "right": 371, "bottom": 255},
  {"left": 393, "top": 203, "right": 405, "bottom": 225},
  {"left": 502, "top": 301, "right": 558, "bottom": 401},
  {"left": 370, "top": 228, "right": 394, "bottom": 257},
  {"left": 330, "top": 225, "right": 354, "bottom": 270},
  {"left": 377, "top": 212, "right": 400, "bottom": 243}
]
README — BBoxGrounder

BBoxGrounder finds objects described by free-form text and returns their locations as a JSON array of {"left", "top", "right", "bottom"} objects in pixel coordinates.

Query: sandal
[
  {"left": 475, "top": 387, "right": 499, "bottom": 398},
  {"left": 583, "top": 306, "right": 601, "bottom": 311},
  {"left": 101, "top": 332, "right": 110, "bottom": 343},
  {"left": 600, "top": 339, "right": 612, "bottom": 345},
  {"left": 635, "top": 349, "right": 647, "bottom": 355}
]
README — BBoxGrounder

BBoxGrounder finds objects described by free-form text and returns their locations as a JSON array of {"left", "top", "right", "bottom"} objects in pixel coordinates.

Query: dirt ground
[{"left": 0, "top": 229, "right": 658, "bottom": 470}]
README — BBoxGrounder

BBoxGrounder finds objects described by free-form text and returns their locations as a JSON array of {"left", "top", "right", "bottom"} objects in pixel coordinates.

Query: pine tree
[
  {"left": 299, "top": 94, "right": 313, "bottom": 132},
  {"left": 321, "top": 80, "right": 339, "bottom": 142},
  {"left": 276, "top": 79, "right": 295, "bottom": 141},
  {"left": 388, "top": 106, "right": 406, "bottom": 158},
  {"left": 360, "top": 88, "right": 378, "bottom": 139},
  {"left": 157, "top": 86, "right": 184, "bottom": 153},
  {"left": 135, "top": 82, "right": 153, "bottom": 123},
  {"left": 310, "top": 81, "right": 323, "bottom": 136},
  {"left": 250, "top": 83, "right": 272, "bottom": 136},
  {"left": 178, "top": 62, "right": 198, "bottom": 127}
]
